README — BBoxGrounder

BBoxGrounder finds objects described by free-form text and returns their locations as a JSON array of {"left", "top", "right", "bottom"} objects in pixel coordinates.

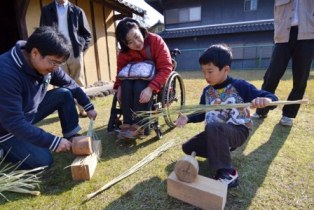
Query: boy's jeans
[{"left": 0, "top": 88, "right": 81, "bottom": 169}]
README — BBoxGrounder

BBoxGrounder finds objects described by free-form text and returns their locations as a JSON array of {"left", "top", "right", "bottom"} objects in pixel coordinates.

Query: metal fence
[{"left": 175, "top": 44, "right": 313, "bottom": 71}]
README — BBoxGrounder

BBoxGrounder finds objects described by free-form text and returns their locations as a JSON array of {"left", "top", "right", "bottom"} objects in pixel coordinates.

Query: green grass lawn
[{"left": 1, "top": 70, "right": 313, "bottom": 209}]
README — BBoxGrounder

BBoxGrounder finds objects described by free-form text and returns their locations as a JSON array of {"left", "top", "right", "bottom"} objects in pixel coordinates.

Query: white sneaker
[{"left": 280, "top": 116, "right": 293, "bottom": 127}]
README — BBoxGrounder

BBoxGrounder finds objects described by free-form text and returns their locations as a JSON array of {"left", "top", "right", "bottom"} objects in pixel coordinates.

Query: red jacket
[{"left": 113, "top": 32, "right": 172, "bottom": 92}]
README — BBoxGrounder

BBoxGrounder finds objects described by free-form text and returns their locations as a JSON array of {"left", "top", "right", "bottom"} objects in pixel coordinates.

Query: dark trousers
[
  {"left": 182, "top": 123, "right": 249, "bottom": 171},
  {"left": 256, "top": 27, "right": 314, "bottom": 118},
  {"left": 121, "top": 79, "right": 152, "bottom": 125},
  {"left": 0, "top": 88, "right": 80, "bottom": 169}
]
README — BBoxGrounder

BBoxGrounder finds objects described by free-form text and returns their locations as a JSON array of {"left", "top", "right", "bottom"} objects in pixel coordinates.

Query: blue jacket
[
  {"left": 0, "top": 41, "right": 94, "bottom": 151},
  {"left": 188, "top": 76, "right": 278, "bottom": 129}
]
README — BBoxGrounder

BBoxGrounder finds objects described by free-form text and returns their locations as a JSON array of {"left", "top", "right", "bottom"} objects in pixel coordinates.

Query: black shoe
[{"left": 214, "top": 168, "right": 239, "bottom": 188}]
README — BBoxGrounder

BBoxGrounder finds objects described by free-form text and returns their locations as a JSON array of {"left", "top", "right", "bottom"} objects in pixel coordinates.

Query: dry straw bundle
[{"left": 0, "top": 152, "right": 46, "bottom": 201}]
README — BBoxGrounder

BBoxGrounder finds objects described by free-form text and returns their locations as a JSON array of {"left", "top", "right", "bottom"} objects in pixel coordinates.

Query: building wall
[
  {"left": 164, "top": 0, "right": 274, "bottom": 29},
  {"left": 166, "top": 31, "right": 274, "bottom": 71},
  {"left": 25, "top": 0, "right": 117, "bottom": 86}
]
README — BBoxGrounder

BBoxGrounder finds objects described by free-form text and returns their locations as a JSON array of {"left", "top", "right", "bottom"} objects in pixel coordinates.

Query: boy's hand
[
  {"left": 251, "top": 97, "right": 272, "bottom": 108},
  {"left": 175, "top": 113, "right": 188, "bottom": 128}
]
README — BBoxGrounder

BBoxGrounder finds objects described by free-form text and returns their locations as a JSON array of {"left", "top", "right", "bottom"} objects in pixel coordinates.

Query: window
[
  {"left": 244, "top": 0, "right": 258, "bottom": 11},
  {"left": 165, "top": 6, "right": 201, "bottom": 24}
]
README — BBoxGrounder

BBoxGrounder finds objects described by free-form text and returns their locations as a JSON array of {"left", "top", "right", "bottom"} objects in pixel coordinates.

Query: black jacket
[{"left": 40, "top": 1, "right": 92, "bottom": 57}]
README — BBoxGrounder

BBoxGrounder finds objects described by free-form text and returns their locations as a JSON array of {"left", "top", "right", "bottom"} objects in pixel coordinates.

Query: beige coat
[{"left": 274, "top": 0, "right": 314, "bottom": 43}]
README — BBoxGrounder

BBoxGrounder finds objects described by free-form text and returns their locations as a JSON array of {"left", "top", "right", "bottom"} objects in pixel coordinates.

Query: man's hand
[
  {"left": 139, "top": 86, "right": 153, "bottom": 103},
  {"left": 87, "top": 109, "right": 97, "bottom": 120},
  {"left": 55, "top": 138, "right": 72, "bottom": 153},
  {"left": 175, "top": 113, "right": 188, "bottom": 128},
  {"left": 251, "top": 97, "right": 272, "bottom": 108}
]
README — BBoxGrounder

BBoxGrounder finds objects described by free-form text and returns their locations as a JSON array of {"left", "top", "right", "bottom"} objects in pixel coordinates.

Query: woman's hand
[{"left": 139, "top": 87, "right": 153, "bottom": 103}]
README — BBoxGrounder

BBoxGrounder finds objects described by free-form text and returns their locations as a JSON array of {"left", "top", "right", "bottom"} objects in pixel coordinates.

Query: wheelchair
[{"left": 107, "top": 48, "right": 185, "bottom": 139}]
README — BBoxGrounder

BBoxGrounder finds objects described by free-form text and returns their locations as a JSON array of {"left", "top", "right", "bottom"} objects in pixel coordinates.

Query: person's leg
[
  {"left": 0, "top": 136, "right": 52, "bottom": 170},
  {"left": 121, "top": 80, "right": 134, "bottom": 125},
  {"left": 205, "top": 123, "right": 249, "bottom": 170},
  {"left": 182, "top": 131, "right": 208, "bottom": 158},
  {"left": 62, "top": 50, "right": 86, "bottom": 116},
  {"left": 33, "top": 88, "right": 81, "bottom": 138},
  {"left": 282, "top": 39, "right": 314, "bottom": 118},
  {"left": 132, "top": 80, "right": 151, "bottom": 125},
  {"left": 256, "top": 43, "right": 292, "bottom": 116}
]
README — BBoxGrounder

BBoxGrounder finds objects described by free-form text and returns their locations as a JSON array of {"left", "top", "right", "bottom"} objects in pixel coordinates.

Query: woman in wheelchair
[{"left": 113, "top": 17, "right": 173, "bottom": 139}]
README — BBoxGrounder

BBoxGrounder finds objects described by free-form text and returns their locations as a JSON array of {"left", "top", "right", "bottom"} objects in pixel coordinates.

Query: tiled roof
[
  {"left": 159, "top": 19, "right": 274, "bottom": 39},
  {"left": 113, "top": 0, "right": 146, "bottom": 16}
]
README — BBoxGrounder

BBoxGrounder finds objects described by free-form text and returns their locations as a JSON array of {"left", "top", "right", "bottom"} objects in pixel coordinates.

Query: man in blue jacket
[{"left": 0, "top": 26, "right": 97, "bottom": 169}]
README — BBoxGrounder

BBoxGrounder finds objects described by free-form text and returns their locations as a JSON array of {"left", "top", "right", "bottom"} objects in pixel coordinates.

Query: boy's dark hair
[
  {"left": 199, "top": 44, "right": 232, "bottom": 70},
  {"left": 116, "top": 17, "right": 148, "bottom": 53},
  {"left": 24, "top": 26, "right": 70, "bottom": 61}
]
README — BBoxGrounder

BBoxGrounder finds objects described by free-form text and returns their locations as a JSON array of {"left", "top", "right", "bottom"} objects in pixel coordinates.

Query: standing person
[
  {"left": 40, "top": 0, "right": 92, "bottom": 118},
  {"left": 253, "top": 0, "right": 314, "bottom": 126},
  {"left": 113, "top": 17, "right": 172, "bottom": 139},
  {"left": 175, "top": 44, "right": 278, "bottom": 188},
  {"left": 0, "top": 26, "right": 97, "bottom": 170}
]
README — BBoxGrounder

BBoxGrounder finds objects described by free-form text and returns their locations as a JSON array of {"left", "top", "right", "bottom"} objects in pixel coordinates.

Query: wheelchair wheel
[{"left": 161, "top": 71, "right": 185, "bottom": 128}]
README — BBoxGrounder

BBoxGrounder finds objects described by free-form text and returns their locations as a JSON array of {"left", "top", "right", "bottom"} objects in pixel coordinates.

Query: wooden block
[
  {"left": 71, "top": 153, "right": 97, "bottom": 181},
  {"left": 70, "top": 140, "right": 102, "bottom": 181},
  {"left": 167, "top": 171, "right": 227, "bottom": 210}
]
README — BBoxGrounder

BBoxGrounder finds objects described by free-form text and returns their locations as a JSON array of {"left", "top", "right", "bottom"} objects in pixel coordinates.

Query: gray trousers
[{"left": 182, "top": 123, "right": 249, "bottom": 171}]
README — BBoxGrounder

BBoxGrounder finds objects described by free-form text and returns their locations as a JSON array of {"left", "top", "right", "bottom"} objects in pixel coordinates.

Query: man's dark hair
[
  {"left": 116, "top": 17, "right": 148, "bottom": 53},
  {"left": 24, "top": 26, "right": 70, "bottom": 61},
  {"left": 199, "top": 44, "right": 233, "bottom": 70}
]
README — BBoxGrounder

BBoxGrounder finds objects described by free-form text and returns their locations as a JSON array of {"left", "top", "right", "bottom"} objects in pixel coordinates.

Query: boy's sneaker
[
  {"left": 214, "top": 168, "right": 239, "bottom": 188},
  {"left": 251, "top": 113, "right": 267, "bottom": 119},
  {"left": 280, "top": 116, "right": 293, "bottom": 127}
]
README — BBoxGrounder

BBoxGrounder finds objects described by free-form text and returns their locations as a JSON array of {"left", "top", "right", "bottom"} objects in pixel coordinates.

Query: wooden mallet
[
  {"left": 71, "top": 136, "right": 93, "bottom": 156},
  {"left": 174, "top": 151, "right": 199, "bottom": 183}
]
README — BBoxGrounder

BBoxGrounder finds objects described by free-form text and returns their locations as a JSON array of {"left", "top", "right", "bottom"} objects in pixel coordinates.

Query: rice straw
[{"left": 86, "top": 138, "right": 179, "bottom": 201}]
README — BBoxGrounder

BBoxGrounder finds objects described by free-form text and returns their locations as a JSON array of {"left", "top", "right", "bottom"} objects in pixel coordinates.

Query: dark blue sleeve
[
  {"left": 233, "top": 79, "right": 278, "bottom": 109},
  {"left": 187, "top": 86, "right": 207, "bottom": 123},
  {"left": 50, "top": 68, "right": 94, "bottom": 111}
]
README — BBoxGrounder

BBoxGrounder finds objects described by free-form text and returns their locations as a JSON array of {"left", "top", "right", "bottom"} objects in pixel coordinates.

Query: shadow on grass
[
  {"left": 227, "top": 123, "right": 292, "bottom": 209},
  {"left": 102, "top": 176, "right": 194, "bottom": 210},
  {"left": 95, "top": 124, "right": 175, "bottom": 162}
]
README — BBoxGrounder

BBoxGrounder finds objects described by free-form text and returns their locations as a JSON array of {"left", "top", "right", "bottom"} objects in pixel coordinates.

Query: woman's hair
[
  {"left": 116, "top": 17, "right": 148, "bottom": 53},
  {"left": 24, "top": 26, "right": 70, "bottom": 61},
  {"left": 199, "top": 44, "right": 233, "bottom": 70}
]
